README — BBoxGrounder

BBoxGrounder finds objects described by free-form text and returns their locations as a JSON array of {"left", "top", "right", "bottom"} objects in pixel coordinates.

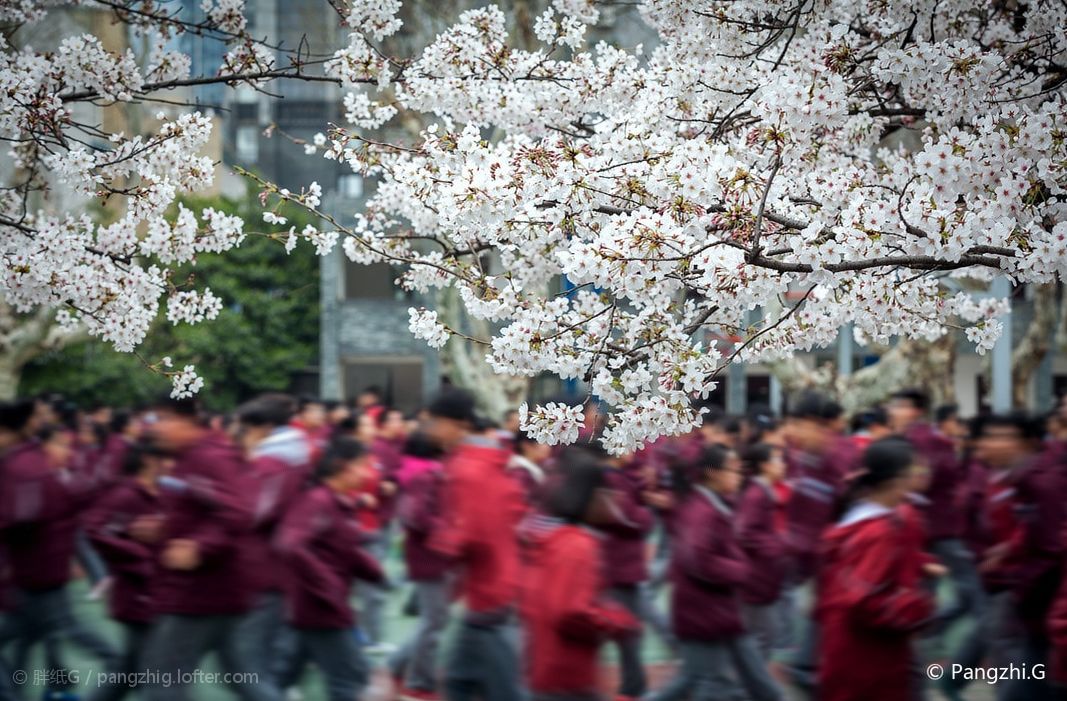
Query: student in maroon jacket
[
  {"left": 586, "top": 442, "right": 655, "bottom": 701},
  {"left": 140, "top": 397, "right": 279, "bottom": 701},
  {"left": 274, "top": 437, "right": 385, "bottom": 701},
  {"left": 520, "top": 450, "right": 638, "bottom": 701},
  {"left": 889, "top": 389, "right": 980, "bottom": 628},
  {"left": 817, "top": 438, "right": 935, "bottom": 701},
  {"left": 425, "top": 388, "right": 525, "bottom": 701},
  {"left": 391, "top": 432, "right": 451, "bottom": 701},
  {"left": 84, "top": 439, "right": 169, "bottom": 701},
  {"left": 649, "top": 444, "right": 783, "bottom": 701},
  {"left": 737, "top": 442, "right": 791, "bottom": 659},
  {"left": 234, "top": 394, "right": 311, "bottom": 687},
  {"left": 0, "top": 422, "right": 118, "bottom": 690}
]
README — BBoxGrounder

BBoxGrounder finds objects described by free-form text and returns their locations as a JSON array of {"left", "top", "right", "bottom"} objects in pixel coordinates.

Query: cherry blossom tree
[{"left": 3, "top": 1, "right": 1065, "bottom": 451}]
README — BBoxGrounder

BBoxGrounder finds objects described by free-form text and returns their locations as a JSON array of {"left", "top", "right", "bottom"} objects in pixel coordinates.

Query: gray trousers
[
  {"left": 742, "top": 603, "right": 780, "bottom": 660},
  {"left": 0, "top": 586, "right": 117, "bottom": 693},
  {"left": 929, "top": 538, "right": 984, "bottom": 627},
  {"left": 358, "top": 533, "right": 389, "bottom": 644},
  {"left": 235, "top": 592, "right": 295, "bottom": 688},
  {"left": 390, "top": 578, "right": 450, "bottom": 691},
  {"left": 86, "top": 621, "right": 151, "bottom": 701},
  {"left": 649, "top": 638, "right": 783, "bottom": 701},
  {"left": 142, "top": 613, "right": 281, "bottom": 701},
  {"left": 444, "top": 618, "right": 521, "bottom": 701},
  {"left": 608, "top": 585, "right": 646, "bottom": 697},
  {"left": 284, "top": 628, "right": 368, "bottom": 701}
]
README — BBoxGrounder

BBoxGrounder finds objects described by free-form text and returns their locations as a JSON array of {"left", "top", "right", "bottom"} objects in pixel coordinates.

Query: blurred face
[
  {"left": 425, "top": 415, "right": 468, "bottom": 451},
  {"left": 790, "top": 417, "right": 829, "bottom": 453},
  {"left": 888, "top": 399, "right": 921, "bottom": 432},
  {"left": 708, "top": 451, "right": 744, "bottom": 496},
  {"left": 503, "top": 411, "right": 521, "bottom": 434},
  {"left": 762, "top": 448, "right": 787, "bottom": 482},
  {"left": 300, "top": 403, "right": 326, "bottom": 430},
  {"left": 336, "top": 455, "right": 371, "bottom": 492},
  {"left": 380, "top": 410, "right": 406, "bottom": 440},
  {"left": 521, "top": 441, "right": 552, "bottom": 465},
  {"left": 356, "top": 413, "right": 377, "bottom": 443},
  {"left": 907, "top": 461, "right": 932, "bottom": 493},
  {"left": 151, "top": 411, "right": 201, "bottom": 451},
  {"left": 42, "top": 431, "right": 74, "bottom": 468},
  {"left": 328, "top": 405, "right": 351, "bottom": 425},
  {"left": 357, "top": 392, "right": 380, "bottom": 409},
  {"left": 977, "top": 426, "right": 1026, "bottom": 467}
]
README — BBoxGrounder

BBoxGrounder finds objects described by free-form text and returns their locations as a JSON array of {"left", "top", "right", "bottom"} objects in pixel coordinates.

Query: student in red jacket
[
  {"left": 140, "top": 397, "right": 280, "bottom": 701},
  {"left": 649, "top": 444, "right": 783, "bottom": 701},
  {"left": 274, "top": 437, "right": 385, "bottom": 701},
  {"left": 391, "top": 432, "right": 451, "bottom": 701},
  {"left": 84, "top": 439, "right": 170, "bottom": 701},
  {"left": 234, "top": 394, "right": 312, "bottom": 688},
  {"left": 521, "top": 449, "right": 638, "bottom": 701},
  {"left": 425, "top": 388, "right": 525, "bottom": 701},
  {"left": 817, "top": 437, "right": 935, "bottom": 701},
  {"left": 737, "top": 442, "right": 791, "bottom": 659}
]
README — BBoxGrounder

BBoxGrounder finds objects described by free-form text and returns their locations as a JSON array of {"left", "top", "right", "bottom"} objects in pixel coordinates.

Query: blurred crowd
[{"left": 2, "top": 385, "right": 1067, "bottom": 701}]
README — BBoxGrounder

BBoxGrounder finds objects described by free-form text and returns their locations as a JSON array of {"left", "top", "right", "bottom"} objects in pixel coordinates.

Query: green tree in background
[{"left": 20, "top": 192, "right": 320, "bottom": 411}]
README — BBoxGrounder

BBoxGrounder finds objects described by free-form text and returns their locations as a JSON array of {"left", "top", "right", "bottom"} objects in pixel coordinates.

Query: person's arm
[
  {"left": 83, "top": 489, "right": 154, "bottom": 578},
  {"left": 167, "top": 452, "right": 254, "bottom": 563}
]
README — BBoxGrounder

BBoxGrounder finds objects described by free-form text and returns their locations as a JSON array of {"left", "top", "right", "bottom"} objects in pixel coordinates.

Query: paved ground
[{"left": 11, "top": 545, "right": 997, "bottom": 700}]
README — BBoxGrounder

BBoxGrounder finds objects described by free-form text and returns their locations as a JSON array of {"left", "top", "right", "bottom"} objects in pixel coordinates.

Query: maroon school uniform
[
  {"left": 154, "top": 434, "right": 254, "bottom": 616},
  {"left": 670, "top": 487, "right": 749, "bottom": 641},
  {"left": 786, "top": 436, "right": 857, "bottom": 581},
  {"left": 905, "top": 422, "right": 963, "bottom": 542},
  {"left": 275, "top": 485, "right": 384, "bottom": 629},
  {"left": 243, "top": 427, "right": 311, "bottom": 595},
  {"left": 2, "top": 441, "right": 94, "bottom": 591},
  {"left": 1047, "top": 523, "right": 1067, "bottom": 683},
  {"left": 396, "top": 457, "right": 451, "bottom": 581},
  {"left": 371, "top": 435, "right": 403, "bottom": 523},
  {"left": 84, "top": 478, "right": 162, "bottom": 623},
  {"left": 601, "top": 465, "right": 654, "bottom": 587},
  {"left": 430, "top": 438, "right": 524, "bottom": 614},
  {"left": 1004, "top": 442, "right": 1067, "bottom": 633},
  {"left": 521, "top": 522, "right": 637, "bottom": 695},
  {"left": 816, "top": 503, "right": 934, "bottom": 701},
  {"left": 736, "top": 478, "right": 790, "bottom": 605}
]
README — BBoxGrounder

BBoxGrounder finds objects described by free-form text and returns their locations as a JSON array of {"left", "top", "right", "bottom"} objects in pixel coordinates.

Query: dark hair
[
  {"left": 821, "top": 400, "right": 844, "bottom": 422},
  {"left": 0, "top": 400, "right": 36, "bottom": 432},
  {"left": 742, "top": 442, "right": 777, "bottom": 476},
  {"left": 155, "top": 395, "right": 200, "bottom": 418},
  {"left": 852, "top": 406, "right": 888, "bottom": 434},
  {"left": 238, "top": 394, "right": 296, "bottom": 428},
  {"left": 314, "top": 438, "right": 367, "bottom": 482},
  {"left": 361, "top": 386, "right": 383, "bottom": 400},
  {"left": 402, "top": 431, "right": 443, "bottom": 459},
  {"left": 544, "top": 449, "right": 607, "bottom": 523},
  {"left": 855, "top": 437, "right": 914, "bottom": 491},
  {"left": 513, "top": 429, "right": 538, "bottom": 455},
  {"left": 891, "top": 388, "right": 930, "bottom": 412},
  {"left": 935, "top": 404, "right": 959, "bottom": 425},
  {"left": 981, "top": 412, "right": 1042, "bottom": 442},
  {"left": 790, "top": 391, "right": 830, "bottom": 420},
  {"left": 121, "top": 439, "right": 169, "bottom": 476},
  {"left": 427, "top": 387, "right": 477, "bottom": 424},
  {"left": 109, "top": 410, "right": 132, "bottom": 435},
  {"left": 297, "top": 395, "right": 323, "bottom": 412}
]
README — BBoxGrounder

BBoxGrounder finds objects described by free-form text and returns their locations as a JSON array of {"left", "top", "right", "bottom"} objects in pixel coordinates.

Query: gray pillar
[
  {"left": 837, "top": 322, "right": 854, "bottom": 378},
  {"left": 319, "top": 247, "right": 343, "bottom": 401},
  {"left": 769, "top": 373, "right": 782, "bottom": 415},
  {"left": 727, "top": 360, "right": 746, "bottom": 416},
  {"left": 990, "top": 277, "right": 1012, "bottom": 413},
  {"left": 1035, "top": 302, "right": 1057, "bottom": 412}
]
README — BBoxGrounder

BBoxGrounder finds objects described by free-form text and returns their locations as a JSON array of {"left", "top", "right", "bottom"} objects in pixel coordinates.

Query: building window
[
  {"left": 344, "top": 261, "right": 401, "bottom": 300},
  {"left": 338, "top": 174, "right": 363, "bottom": 199},
  {"left": 343, "top": 359, "right": 423, "bottom": 413},
  {"left": 235, "top": 125, "right": 259, "bottom": 163}
]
